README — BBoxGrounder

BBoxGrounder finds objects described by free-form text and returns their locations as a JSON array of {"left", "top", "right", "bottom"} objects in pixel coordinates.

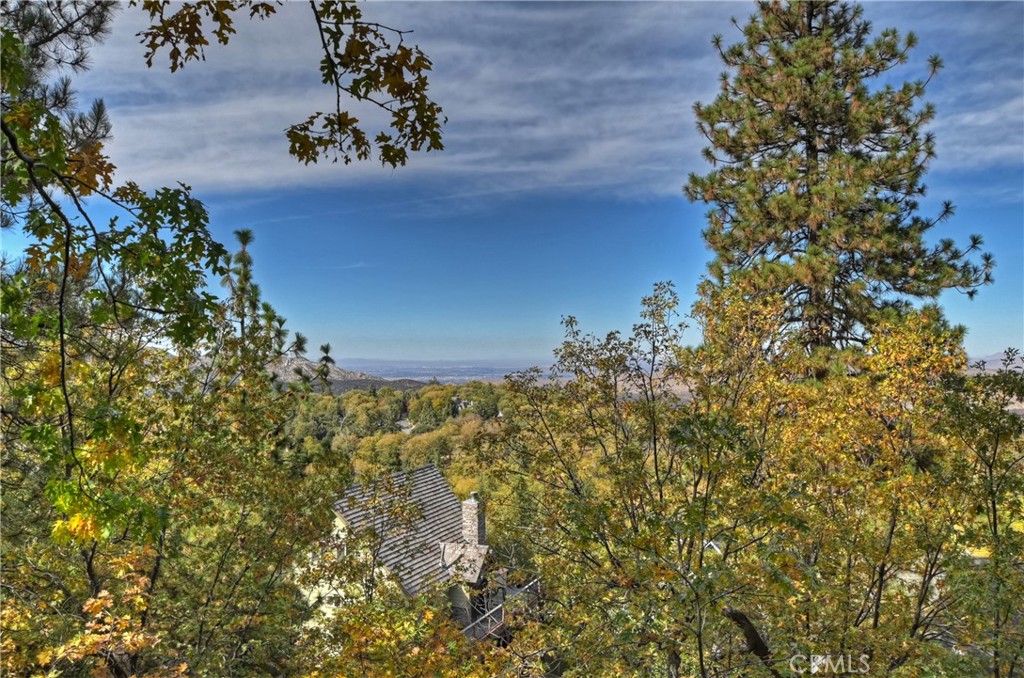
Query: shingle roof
[{"left": 332, "top": 465, "right": 463, "bottom": 596}]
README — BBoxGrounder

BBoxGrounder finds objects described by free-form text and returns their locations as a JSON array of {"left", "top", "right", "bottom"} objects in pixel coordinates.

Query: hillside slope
[{"left": 271, "top": 357, "right": 426, "bottom": 394}]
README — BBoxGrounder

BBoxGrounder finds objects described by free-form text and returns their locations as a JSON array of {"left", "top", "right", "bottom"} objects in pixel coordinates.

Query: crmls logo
[{"left": 789, "top": 654, "right": 871, "bottom": 674}]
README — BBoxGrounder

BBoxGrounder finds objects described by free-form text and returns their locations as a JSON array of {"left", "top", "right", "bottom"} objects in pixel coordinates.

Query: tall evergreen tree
[{"left": 685, "top": 0, "right": 993, "bottom": 349}]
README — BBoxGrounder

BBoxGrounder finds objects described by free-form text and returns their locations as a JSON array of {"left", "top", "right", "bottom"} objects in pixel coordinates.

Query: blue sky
[{"left": 8, "top": 2, "right": 1023, "bottom": 361}]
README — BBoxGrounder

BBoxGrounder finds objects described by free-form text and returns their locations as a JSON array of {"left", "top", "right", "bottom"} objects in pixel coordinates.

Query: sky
[{"left": 7, "top": 1, "right": 1023, "bottom": 362}]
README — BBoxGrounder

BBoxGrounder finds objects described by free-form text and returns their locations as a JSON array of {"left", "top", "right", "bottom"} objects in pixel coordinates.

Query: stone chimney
[{"left": 461, "top": 492, "right": 485, "bottom": 545}]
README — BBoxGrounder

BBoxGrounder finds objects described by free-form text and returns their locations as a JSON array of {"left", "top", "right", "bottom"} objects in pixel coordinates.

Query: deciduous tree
[
  {"left": 489, "top": 282, "right": 1022, "bottom": 677},
  {"left": 132, "top": 0, "right": 445, "bottom": 167}
]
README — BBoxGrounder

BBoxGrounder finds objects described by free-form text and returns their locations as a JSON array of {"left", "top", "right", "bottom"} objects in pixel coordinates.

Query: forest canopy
[{"left": 2, "top": 2, "right": 1021, "bottom": 678}]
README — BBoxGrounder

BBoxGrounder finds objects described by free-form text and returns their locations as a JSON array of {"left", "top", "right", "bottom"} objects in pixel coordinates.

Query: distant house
[{"left": 332, "top": 464, "right": 536, "bottom": 639}]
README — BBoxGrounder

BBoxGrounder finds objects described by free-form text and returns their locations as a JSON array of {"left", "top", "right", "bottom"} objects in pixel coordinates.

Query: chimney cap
[{"left": 468, "top": 491, "right": 480, "bottom": 502}]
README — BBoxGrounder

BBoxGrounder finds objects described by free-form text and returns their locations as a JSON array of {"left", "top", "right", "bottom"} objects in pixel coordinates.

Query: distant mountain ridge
[
  {"left": 270, "top": 353, "right": 1021, "bottom": 392},
  {"left": 270, "top": 356, "right": 426, "bottom": 394},
  {"left": 968, "top": 352, "right": 1022, "bottom": 372},
  {"left": 335, "top": 358, "right": 549, "bottom": 383}
]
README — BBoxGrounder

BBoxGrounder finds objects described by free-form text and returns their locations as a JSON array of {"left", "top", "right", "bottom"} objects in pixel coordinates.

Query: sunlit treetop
[{"left": 685, "top": 0, "right": 994, "bottom": 351}]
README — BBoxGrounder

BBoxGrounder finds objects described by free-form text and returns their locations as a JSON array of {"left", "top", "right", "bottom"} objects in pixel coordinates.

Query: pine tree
[{"left": 685, "top": 1, "right": 993, "bottom": 349}]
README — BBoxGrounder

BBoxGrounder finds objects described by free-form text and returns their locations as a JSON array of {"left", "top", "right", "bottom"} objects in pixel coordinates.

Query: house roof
[
  {"left": 332, "top": 464, "right": 464, "bottom": 596},
  {"left": 439, "top": 542, "right": 489, "bottom": 585}
]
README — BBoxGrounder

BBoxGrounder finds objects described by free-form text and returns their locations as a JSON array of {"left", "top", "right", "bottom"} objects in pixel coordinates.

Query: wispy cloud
[
  {"left": 328, "top": 262, "right": 371, "bottom": 271},
  {"left": 75, "top": 2, "right": 1023, "bottom": 204}
]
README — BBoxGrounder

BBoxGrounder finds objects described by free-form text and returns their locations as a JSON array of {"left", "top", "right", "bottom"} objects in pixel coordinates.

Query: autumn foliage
[{"left": 2, "top": 2, "right": 1021, "bottom": 678}]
